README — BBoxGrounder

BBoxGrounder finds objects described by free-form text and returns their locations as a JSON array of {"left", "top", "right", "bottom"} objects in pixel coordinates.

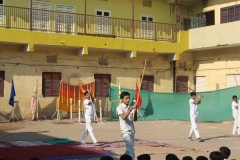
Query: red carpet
[{"left": 0, "top": 144, "right": 115, "bottom": 160}]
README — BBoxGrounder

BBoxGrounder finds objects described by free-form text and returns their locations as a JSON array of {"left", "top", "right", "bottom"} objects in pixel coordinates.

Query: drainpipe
[
  {"left": 171, "top": 61, "right": 176, "bottom": 93},
  {"left": 84, "top": 0, "right": 86, "bottom": 34},
  {"left": 30, "top": 0, "right": 32, "bottom": 31},
  {"left": 132, "top": 0, "right": 134, "bottom": 39}
]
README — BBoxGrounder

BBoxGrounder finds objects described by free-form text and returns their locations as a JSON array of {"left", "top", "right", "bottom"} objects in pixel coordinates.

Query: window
[
  {"left": 221, "top": 5, "right": 240, "bottom": 23},
  {"left": 55, "top": 4, "right": 75, "bottom": 33},
  {"left": 190, "top": 14, "right": 206, "bottom": 29},
  {"left": 227, "top": 75, "right": 240, "bottom": 88},
  {"left": 205, "top": 10, "right": 215, "bottom": 26},
  {"left": 176, "top": 76, "right": 188, "bottom": 93},
  {"left": 195, "top": 76, "right": 206, "bottom": 92},
  {"left": 0, "top": 0, "right": 4, "bottom": 24},
  {"left": 0, "top": 71, "right": 4, "bottom": 97},
  {"left": 32, "top": 2, "right": 50, "bottom": 31},
  {"left": 42, "top": 72, "right": 61, "bottom": 97},
  {"left": 141, "top": 15, "right": 154, "bottom": 39},
  {"left": 95, "top": 9, "right": 110, "bottom": 34},
  {"left": 94, "top": 74, "right": 111, "bottom": 97},
  {"left": 141, "top": 75, "right": 154, "bottom": 92}
]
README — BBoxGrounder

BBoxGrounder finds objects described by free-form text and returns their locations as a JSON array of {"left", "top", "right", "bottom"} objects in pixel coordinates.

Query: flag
[
  {"left": 79, "top": 84, "right": 86, "bottom": 93},
  {"left": 30, "top": 84, "right": 37, "bottom": 113},
  {"left": 118, "top": 82, "right": 121, "bottom": 106},
  {"left": 135, "top": 83, "right": 142, "bottom": 110},
  {"left": 9, "top": 80, "right": 16, "bottom": 107}
]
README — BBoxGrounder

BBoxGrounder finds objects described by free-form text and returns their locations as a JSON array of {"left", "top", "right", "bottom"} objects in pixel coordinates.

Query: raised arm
[
  {"left": 193, "top": 94, "right": 203, "bottom": 103},
  {"left": 119, "top": 102, "right": 137, "bottom": 120}
]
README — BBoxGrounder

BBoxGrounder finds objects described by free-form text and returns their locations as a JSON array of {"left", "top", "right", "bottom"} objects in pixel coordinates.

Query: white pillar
[
  {"left": 70, "top": 98, "right": 73, "bottom": 122},
  {"left": 78, "top": 100, "right": 81, "bottom": 123},
  {"left": 94, "top": 99, "right": 97, "bottom": 122},
  {"left": 99, "top": 100, "right": 102, "bottom": 123}
]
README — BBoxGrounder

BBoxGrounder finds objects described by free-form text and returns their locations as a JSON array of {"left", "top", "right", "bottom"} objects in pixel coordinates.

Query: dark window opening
[{"left": 205, "top": 10, "right": 215, "bottom": 26}]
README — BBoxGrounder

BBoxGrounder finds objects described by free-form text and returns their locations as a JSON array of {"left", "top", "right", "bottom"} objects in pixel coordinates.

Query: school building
[{"left": 0, "top": 0, "right": 239, "bottom": 120}]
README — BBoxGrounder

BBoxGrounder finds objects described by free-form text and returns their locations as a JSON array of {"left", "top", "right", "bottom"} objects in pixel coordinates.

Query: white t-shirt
[
  {"left": 116, "top": 103, "right": 135, "bottom": 134},
  {"left": 232, "top": 101, "right": 238, "bottom": 117},
  {"left": 189, "top": 99, "right": 199, "bottom": 116},
  {"left": 84, "top": 99, "right": 94, "bottom": 117}
]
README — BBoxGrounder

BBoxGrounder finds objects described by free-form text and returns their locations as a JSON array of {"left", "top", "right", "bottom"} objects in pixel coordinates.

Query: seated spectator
[
  {"left": 182, "top": 156, "right": 193, "bottom": 160},
  {"left": 196, "top": 156, "right": 208, "bottom": 160},
  {"left": 137, "top": 154, "right": 151, "bottom": 160},
  {"left": 210, "top": 151, "right": 224, "bottom": 160},
  {"left": 120, "top": 154, "right": 132, "bottom": 160},
  {"left": 100, "top": 156, "right": 114, "bottom": 160},
  {"left": 166, "top": 154, "right": 179, "bottom": 160},
  {"left": 219, "top": 146, "right": 231, "bottom": 160}
]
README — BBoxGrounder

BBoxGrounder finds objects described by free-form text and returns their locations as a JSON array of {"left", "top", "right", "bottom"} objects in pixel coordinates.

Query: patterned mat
[
  {"left": 0, "top": 138, "right": 116, "bottom": 160},
  {"left": 0, "top": 138, "right": 72, "bottom": 148}
]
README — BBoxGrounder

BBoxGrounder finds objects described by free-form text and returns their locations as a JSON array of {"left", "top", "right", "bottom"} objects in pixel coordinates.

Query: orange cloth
[{"left": 58, "top": 81, "right": 95, "bottom": 112}]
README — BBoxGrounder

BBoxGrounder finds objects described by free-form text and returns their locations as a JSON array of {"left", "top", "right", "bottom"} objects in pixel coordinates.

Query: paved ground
[{"left": 0, "top": 119, "right": 239, "bottom": 160}]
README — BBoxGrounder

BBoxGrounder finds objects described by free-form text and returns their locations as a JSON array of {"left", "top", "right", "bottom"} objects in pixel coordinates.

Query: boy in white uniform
[
  {"left": 231, "top": 95, "right": 240, "bottom": 136},
  {"left": 80, "top": 91, "right": 100, "bottom": 146},
  {"left": 188, "top": 92, "right": 204, "bottom": 142},
  {"left": 117, "top": 92, "right": 137, "bottom": 160}
]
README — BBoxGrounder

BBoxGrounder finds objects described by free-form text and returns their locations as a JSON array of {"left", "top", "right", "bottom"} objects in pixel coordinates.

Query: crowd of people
[{"left": 99, "top": 146, "right": 231, "bottom": 160}]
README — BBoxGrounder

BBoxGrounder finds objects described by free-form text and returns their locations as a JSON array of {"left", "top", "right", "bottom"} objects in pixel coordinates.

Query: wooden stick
[
  {"left": 87, "top": 89, "right": 102, "bottom": 130},
  {"left": 134, "top": 59, "right": 147, "bottom": 121},
  {"left": 175, "top": 79, "right": 204, "bottom": 98},
  {"left": 234, "top": 74, "right": 239, "bottom": 86},
  {"left": 176, "top": 79, "right": 195, "bottom": 92}
]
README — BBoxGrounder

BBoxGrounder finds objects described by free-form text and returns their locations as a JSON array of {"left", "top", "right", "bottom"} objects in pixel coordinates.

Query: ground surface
[{"left": 0, "top": 119, "right": 239, "bottom": 160}]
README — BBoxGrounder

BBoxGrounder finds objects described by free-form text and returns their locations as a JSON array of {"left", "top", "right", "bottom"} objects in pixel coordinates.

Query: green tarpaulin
[{"left": 108, "top": 86, "right": 239, "bottom": 122}]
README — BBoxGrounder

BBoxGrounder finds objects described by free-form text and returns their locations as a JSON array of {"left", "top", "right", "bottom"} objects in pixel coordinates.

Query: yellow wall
[
  {"left": 0, "top": 29, "right": 189, "bottom": 60},
  {"left": 4, "top": 0, "right": 172, "bottom": 23},
  {"left": 0, "top": 44, "right": 171, "bottom": 120},
  {"left": 177, "top": 46, "right": 240, "bottom": 91}
]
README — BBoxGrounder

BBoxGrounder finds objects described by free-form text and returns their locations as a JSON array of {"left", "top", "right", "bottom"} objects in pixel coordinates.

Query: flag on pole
[
  {"left": 118, "top": 82, "right": 121, "bottom": 106},
  {"left": 9, "top": 80, "right": 16, "bottom": 107},
  {"left": 135, "top": 83, "right": 142, "bottom": 110},
  {"left": 30, "top": 84, "right": 37, "bottom": 114}
]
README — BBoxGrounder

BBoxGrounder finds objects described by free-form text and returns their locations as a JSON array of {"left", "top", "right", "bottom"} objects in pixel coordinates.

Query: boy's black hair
[
  {"left": 190, "top": 92, "right": 196, "bottom": 96},
  {"left": 120, "top": 154, "right": 132, "bottom": 160},
  {"left": 166, "top": 154, "right": 179, "bottom": 160},
  {"left": 137, "top": 154, "right": 151, "bottom": 160},
  {"left": 219, "top": 146, "right": 231, "bottom": 159},
  {"left": 209, "top": 151, "right": 224, "bottom": 160},
  {"left": 84, "top": 91, "right": 89, "bottom": 96},
  {"left": 182, "top": 156, "right": 193, "bottom": 160},
  {"left": 232, "top": 95, "right": 237, "bottom": 99},
  {"left": 29, "top": 158, "right": 40, "bottom": 160},
  {"left": 196, "top": 156, "right": 208, "bottom": 160},
  {"left": 100, "top": 156, "right": 114, "bottom": 160},
  {"left": 120, "top": 92, "right": 130, "bottom": 99}
]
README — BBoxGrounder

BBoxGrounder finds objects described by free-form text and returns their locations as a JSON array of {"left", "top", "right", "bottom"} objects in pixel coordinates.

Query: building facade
[{"left": 0, "top": 0, "right": 239, "bottom": 120}]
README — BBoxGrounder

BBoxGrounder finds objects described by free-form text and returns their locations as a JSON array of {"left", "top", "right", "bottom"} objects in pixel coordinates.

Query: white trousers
[
  {"left": 232, "top": 114, "right": 240, "bottom": 135},
  {"left": 122, "top": 132, "right": 135, "bottom": 160},
  {"left": 189, "top": 115, "right": 200, "bottom": 139},
  {"left": 80, "top": 116, "right": 97, "bottom": 143}
]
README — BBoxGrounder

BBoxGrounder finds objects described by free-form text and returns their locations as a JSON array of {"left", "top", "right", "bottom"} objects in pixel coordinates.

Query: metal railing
[{"left": 0, "top": 5, "right": 177, "bottom": 42}]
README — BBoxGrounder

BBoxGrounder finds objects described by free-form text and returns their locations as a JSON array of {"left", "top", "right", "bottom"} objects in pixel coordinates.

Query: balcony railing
[{"left": 0, "top": 5, "right": 177, "bottom": 42}]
